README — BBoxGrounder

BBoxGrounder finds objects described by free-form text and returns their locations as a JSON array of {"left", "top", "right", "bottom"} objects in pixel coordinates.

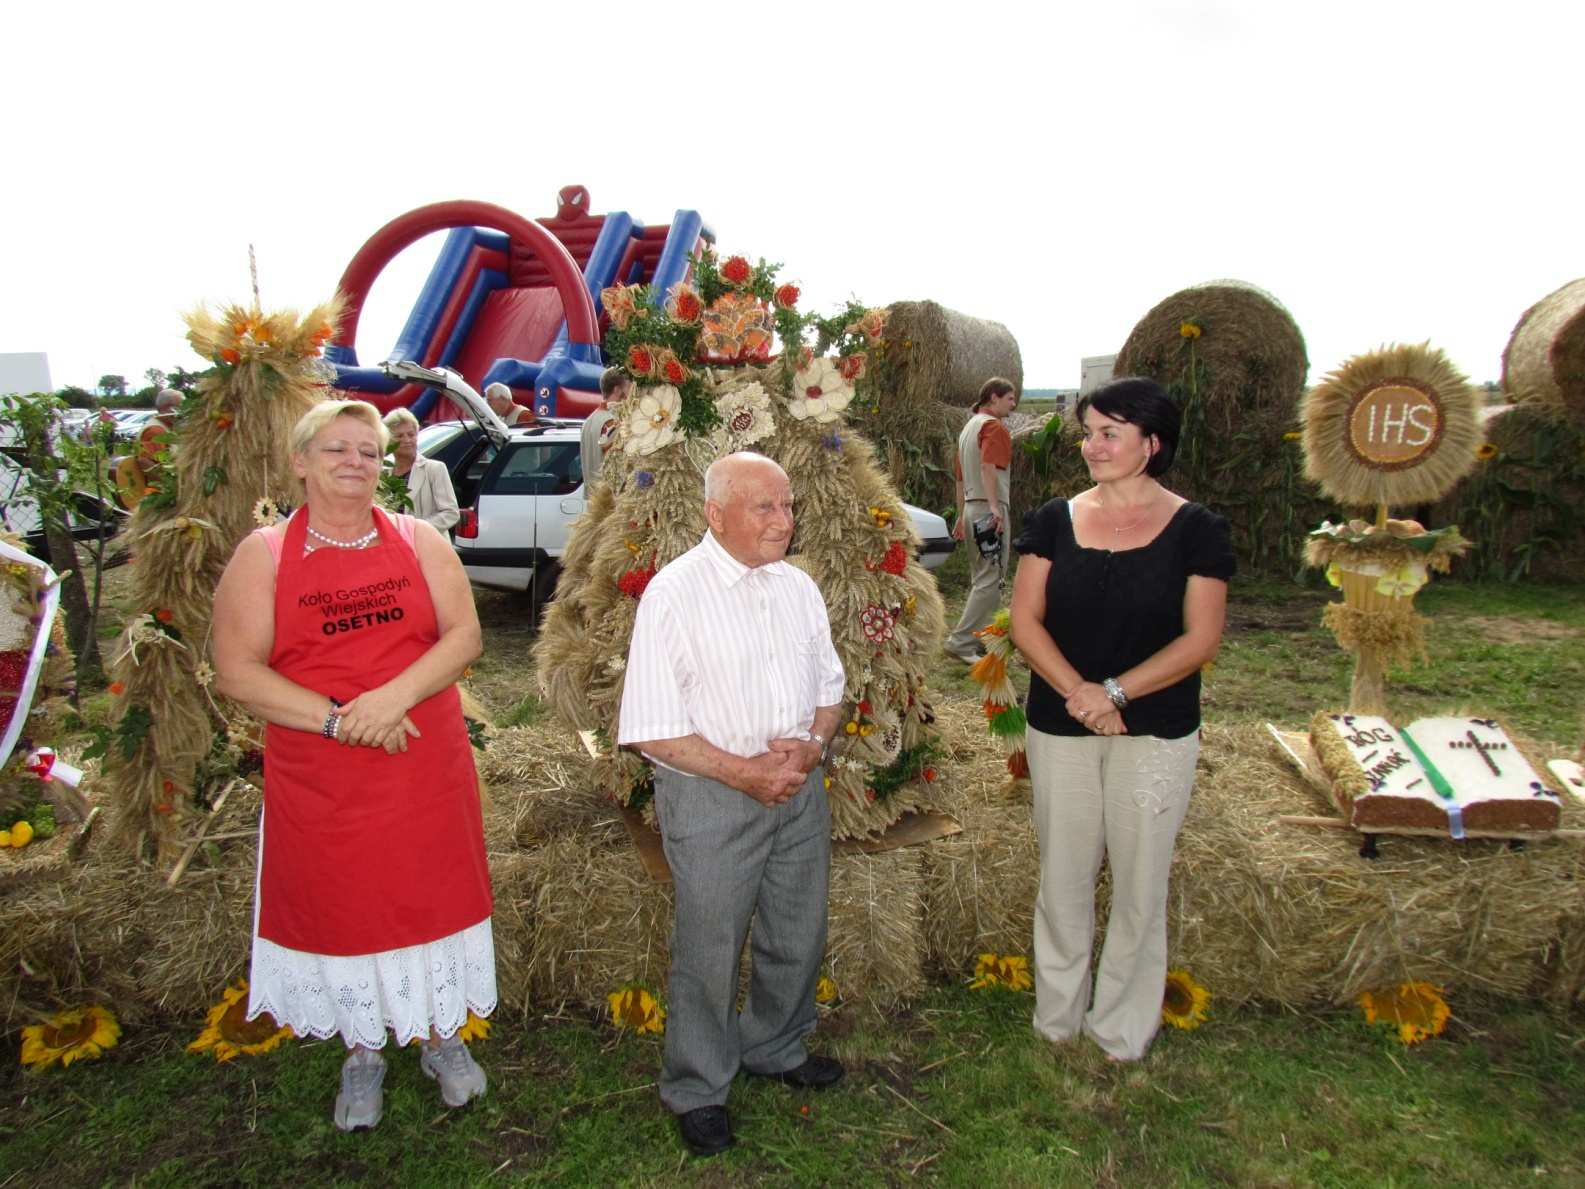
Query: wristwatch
[
  {"left": 1102, "top": 678, "right": 1129, "bottom": 710},
  {"left": 811, "top": 732, "right": 829, "bottom": 762}
]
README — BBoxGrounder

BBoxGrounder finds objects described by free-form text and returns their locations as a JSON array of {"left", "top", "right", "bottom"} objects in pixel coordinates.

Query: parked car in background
[{"left": 386, "top": 363, "right": 955, "bottom": 600}]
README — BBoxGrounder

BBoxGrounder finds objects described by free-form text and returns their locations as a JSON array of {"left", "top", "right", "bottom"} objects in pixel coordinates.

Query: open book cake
[{"left": 1309, "top": 712, "right": 1562, "bottom": 838}]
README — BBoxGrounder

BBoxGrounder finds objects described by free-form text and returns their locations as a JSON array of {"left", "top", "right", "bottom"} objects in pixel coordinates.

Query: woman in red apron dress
[{"left": 213, "top": 401, "right": 493, "bottom": 1132}]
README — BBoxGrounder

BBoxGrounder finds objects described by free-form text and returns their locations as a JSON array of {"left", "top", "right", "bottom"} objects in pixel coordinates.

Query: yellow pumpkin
[{"left": 10, "top": 820, "right": 34, "bottom": 847}]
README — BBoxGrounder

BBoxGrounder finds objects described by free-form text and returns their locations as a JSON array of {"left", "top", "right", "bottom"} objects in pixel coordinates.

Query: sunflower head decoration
[
  {"left": 1299, "top": 342, "right": 1483, "bottom": 511},
  {"left": 1161, "top": 969, "right": 1211, "bottom": 1030},
  {"left": 815, "top": 976, "right": 840, "bottom": 1007},
  {"left": 21, "top": 1005, "right": 121, "bottom": 1069},
  {"left": 187, "top": 979, "right": 292, "bottom": 1062},
  {"left": 405, "top": 1011, "right": 491, "bottom": 1047},
  {"left": 608, "top": 984, "right": 665, "bottom": 1035},
  {"left": 969, "top": 952, "right": 1032, "bottom": 992},
  {"left": 1358, "top": 981, "right": 1449, "bottom": 1046}
]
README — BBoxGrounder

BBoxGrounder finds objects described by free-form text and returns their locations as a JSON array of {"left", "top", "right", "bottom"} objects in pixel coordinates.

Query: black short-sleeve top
[{"left": 1012, "top": 498, "right": 1235, "bottom": 740}]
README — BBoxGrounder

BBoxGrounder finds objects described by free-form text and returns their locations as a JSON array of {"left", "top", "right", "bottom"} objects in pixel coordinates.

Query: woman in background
[{"left": 384, "top": 406, "right": 460, "bottom": 532}]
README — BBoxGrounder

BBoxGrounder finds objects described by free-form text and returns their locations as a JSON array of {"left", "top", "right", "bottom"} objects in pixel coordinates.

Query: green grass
[{"left": 4, "top": 990, "right": 1582, "bottom": 1186}]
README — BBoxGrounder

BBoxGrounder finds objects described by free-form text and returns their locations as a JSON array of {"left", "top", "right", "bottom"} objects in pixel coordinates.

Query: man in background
[
  {"left": 945, "top": 376, "right": 1018, "bottom": 663},
  {"left": 580, "top": 366, "right": 630, "bottom": 490},
  {"left": 485, "top": 381, "right": 536, "bottom": 428}
]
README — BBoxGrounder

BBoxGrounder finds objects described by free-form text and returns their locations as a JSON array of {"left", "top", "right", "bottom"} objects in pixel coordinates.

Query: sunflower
[
  {"left": 405, "top": 1011, "right": 491, "bottom": 1047},
  {"left": 1161, "top": 969, "right": 1211, "bottom": 1030},
  {"left": 188, "top": 980, "right": 292, "bottom": 1062},
  {"left": 970, "top": 953, "right": 1032, "bottom": 992},
  {"left": 608, "top": 984, "right": 665, "bottom": 1035},
  {"left": 1359, "top": 981, "right": 1449, "bottom": 1046},
  {"left": 251, "top": 497, "right": 280, "bottom": 527},
  {"left": 815, "top": 976, "right": 840, "bottom": 1006},
  {"left": 21, "top": 1005, "right": 121, "bottom": 1069}
]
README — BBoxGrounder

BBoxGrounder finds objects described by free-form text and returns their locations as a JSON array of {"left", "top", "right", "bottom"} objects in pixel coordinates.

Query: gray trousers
[
  {"left": 945, "top": 498, "right": 1008, "bottom": 658},
  {"left": 654, "top": 765, "right": 831, "bottom": 1113},
  {"left": 1027, "top": 727, "right": 1198, "bottom": 1061}
]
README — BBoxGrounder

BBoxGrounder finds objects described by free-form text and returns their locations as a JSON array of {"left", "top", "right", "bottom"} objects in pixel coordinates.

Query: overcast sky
[{"left": 4, "top": 1, "right": 1579, "bottom": 395}]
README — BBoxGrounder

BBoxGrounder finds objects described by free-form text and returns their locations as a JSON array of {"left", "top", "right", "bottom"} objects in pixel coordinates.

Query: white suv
[{"left": 389, "top": 363, "right": 955, "bottom": 596}]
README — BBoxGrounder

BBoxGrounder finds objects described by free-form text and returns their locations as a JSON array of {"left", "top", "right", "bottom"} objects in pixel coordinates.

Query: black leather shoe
[
  {"left": 752, "top": 1054, "right": 845, "bottom": 1089},
  {"left": 677, "top": 1105, "right": 735, "bottom": 1157}
]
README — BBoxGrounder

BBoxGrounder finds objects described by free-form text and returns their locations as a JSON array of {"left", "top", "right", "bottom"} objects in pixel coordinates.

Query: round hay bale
[
  {"left": 1435, "top": 401, "right": 1585, "bottom": 581},
  {"left": 1114, "top": 279, "right": 1308, "bottom": 434},
  {"left": 1501, "top": 277, "right": 1585, "bottom": 417},
  {"left": 884, "top": 301, "right": 1023, "bottom": 410}
]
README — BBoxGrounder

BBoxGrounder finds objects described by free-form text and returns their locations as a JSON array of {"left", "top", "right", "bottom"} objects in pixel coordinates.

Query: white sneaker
[
  {"left": 421, "top": 1034, "right": 487, "bottom": 1107},
  {"left": 334, "top": 1048, "right": 386, "bottom": 1131}
]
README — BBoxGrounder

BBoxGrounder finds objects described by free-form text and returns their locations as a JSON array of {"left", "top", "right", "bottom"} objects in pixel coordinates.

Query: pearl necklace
[{"left": 306, "top": 523, "right": 378, "bottom": 549}]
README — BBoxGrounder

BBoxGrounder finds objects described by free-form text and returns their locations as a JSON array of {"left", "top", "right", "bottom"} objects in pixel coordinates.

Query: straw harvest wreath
[{"left": 534, "top": 249, "right": 950, "bottom": 841}]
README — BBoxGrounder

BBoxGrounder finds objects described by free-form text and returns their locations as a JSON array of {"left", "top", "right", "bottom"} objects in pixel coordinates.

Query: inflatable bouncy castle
[{"left": 327, "top": 186, "right": 712, "bottom": 420}]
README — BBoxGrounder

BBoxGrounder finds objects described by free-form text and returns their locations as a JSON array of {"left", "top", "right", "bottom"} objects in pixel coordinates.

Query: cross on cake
[{"left": 1309, "top": 712, "right": 1562, "bottom": 837}]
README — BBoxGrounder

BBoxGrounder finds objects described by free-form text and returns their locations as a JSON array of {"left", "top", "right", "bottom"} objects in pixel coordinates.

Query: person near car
[
  {"left": 944, "top": 377, "right": 1019, "bottom": 663},
  {"left": 383, "top": 407, "right": 459, "bottom": 532},
  {"left": 1009, "top": 376, "right": 1233, "bottom": 1062},
  {"left": 135, "top": 389, "right": 182, "bottom": 474},
  {"left": 212, "top": 399, "right": 495, "bottom": 1132},
  {"left": 617, "top": 451, "right": 847, "bottom": 1159},
  {"left": 580, "top": 367, "right": 630, "bottom": 490},
  {"left": 485, "top": 381, "right": 536, "bottom": 428}
]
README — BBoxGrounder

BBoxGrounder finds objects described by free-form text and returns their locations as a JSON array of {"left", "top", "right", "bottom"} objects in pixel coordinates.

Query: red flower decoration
[
  {"left": 220, "top": 348, "right": 240, "bottom": 365},
  {"left": 155, "top": 608, "right": 173, "bottom": 624},
  {"left": 721, "top": 256, "right": 752, "bottom": 285},
  {"left": 858, "top": 700, "right": 872, "bottom": 716},
  {"left": 774, "top": 283, "right": 800, "bottom": 309},
  {"left": 838, "top": 353, "right": 867, "bottom": 382},
  {"left": 879, "top": 541, "right": 908, "bottom": 575},
  {"left": 162, "top": 780, "right": 176, "bottom": 794},
  {"left": 109, "top": 680, "right": 126, "bottom": 695},
  {"left": 627, "top": 345, "right": 655, "bottom": 375},
  {"left": 662, "top": 356, "right": 688, "bottom": 385},
  {"left": 672, "top": 289, "right": 702, "bottom": 324},
  {"left": 922, "top": 766, "right": 938, "bottom": 782},
  {"left": 618, "top": 561, "right": 658, "bottom": 600}
]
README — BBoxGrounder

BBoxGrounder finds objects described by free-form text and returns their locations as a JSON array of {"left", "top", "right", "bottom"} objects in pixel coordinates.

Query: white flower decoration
[
  {"left": 606, "top": 655, "right": 626, "bottom": 674},
  {"left": 194, "top": 661, "right": 215, "bottom": 687},
  {"left": 711, "top": 381, "right": 775, "bottom": 450},
  {"left": 252, "top": 497, "right": 281, "bottom": 527},
  {"left": 622, "top": 385, "right": 683, "bottom": 456},
  {"left": 786, "top": 356, "right": 854, "bottom": 423}
]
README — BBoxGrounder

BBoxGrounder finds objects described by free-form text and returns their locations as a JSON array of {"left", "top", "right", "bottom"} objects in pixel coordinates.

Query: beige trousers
[
  {"left": 1027, "top": 726, "right": 1198, "bottom": 1061},
  {"left": 944, "top": 499, "right": 1008, "bottom": 658}
]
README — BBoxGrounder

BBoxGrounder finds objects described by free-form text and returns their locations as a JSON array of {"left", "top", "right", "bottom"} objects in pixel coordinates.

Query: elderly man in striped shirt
[{"left": 618, "top": 451, "right": 847, "bottom": 1158}]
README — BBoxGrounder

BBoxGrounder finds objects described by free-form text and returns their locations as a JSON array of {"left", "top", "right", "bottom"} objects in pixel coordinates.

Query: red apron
[{"left": 258, "top": 507, "right": 491, "bottom": 955}]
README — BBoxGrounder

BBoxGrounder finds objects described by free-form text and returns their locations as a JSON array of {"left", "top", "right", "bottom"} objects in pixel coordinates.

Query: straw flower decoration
[
  {"left": 252, "top": 498, "right": 281, "bottom": 527},
  {"left": 710, "top": 381, "right": 775, "bottom": 450},
  {"left": 21, "top": 1005, "right": 121, "bottom": 1069},
  {"left": 1476, "top": 442, "right": 1498, "bottom": 461},
  {"left": 1179, "top": 321, "right": 1202, "bottom": 339},
  {"left": 815, "top": 976, "right": 840, "bottom": 1005},
  {"left": 786, "top": 356, "right": 855, "bottom": 424},
  {"left": 608, "top": 984, "right": 665, "bottom": 1035},
  {"left": 188, "top": 980, "right": 293, "bottom": 1062},
  {"left": 1161, "top": 969, "right": 1211, "bottom": 1030},
  {"left": 621, "top": 386, "right": 682, "bottom": 456},
  {"left": 1358, "top": 982, "right": 1449, "bottom": 1046}
]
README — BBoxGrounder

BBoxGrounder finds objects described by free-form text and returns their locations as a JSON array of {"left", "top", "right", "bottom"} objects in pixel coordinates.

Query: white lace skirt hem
[{"left": 246, "top": 917, "right": 498, "bottom": 1050}]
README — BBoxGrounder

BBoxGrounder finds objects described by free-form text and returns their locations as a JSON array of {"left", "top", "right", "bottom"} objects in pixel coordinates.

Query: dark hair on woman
[
  {"left": 1073, "top": 376, "right": 1180, "bottom": 478},
  {"left": 973, "top": 376, "right": 1017, "bottom": 411}
]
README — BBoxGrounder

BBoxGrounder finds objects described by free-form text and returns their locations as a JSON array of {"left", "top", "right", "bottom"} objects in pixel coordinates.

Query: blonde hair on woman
[
  {"left": 291, "top": 399, "right": 391, "bottom": 456},
  {"left": 383, "top": 406, "right": 420, "bottom": 435}
]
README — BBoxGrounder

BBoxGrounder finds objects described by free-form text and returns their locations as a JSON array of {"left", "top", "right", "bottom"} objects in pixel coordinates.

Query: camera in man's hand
[{"left": 972, "top": 513, "right": 1002, "bottom": 560}]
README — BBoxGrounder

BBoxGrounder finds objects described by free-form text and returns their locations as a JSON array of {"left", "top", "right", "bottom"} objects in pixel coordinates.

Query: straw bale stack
[
  {"left": 1436, "top": 401, "right": 1585, "bottom": 581},
  {"left": 883, "top": 301, "right": 1023, "bottom": 410},
  {"left": 1501, "top": 277, "right": 1585, "bottom": 418},
  {"left": 1115, "top": 280, "right": 1308, "bottom": 435}
]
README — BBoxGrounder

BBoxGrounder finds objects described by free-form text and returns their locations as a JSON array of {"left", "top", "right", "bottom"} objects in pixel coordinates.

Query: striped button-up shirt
[{"left": 617, "top": 529, "right": 845, "bottom": 761}]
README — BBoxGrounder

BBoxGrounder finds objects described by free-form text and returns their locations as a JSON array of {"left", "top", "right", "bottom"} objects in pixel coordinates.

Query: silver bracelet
[
  {"left": 322, "top": 696, "right": 344, "bottom": 740},
  {"left": 1103, "top": 677, "right": 1129, "bottom": 710}
]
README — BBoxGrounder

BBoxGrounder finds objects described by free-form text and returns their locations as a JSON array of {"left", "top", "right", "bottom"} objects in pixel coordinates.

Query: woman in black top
[{"left": 1010, "top": 377, "right": 1234, "bottom": 1062}]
